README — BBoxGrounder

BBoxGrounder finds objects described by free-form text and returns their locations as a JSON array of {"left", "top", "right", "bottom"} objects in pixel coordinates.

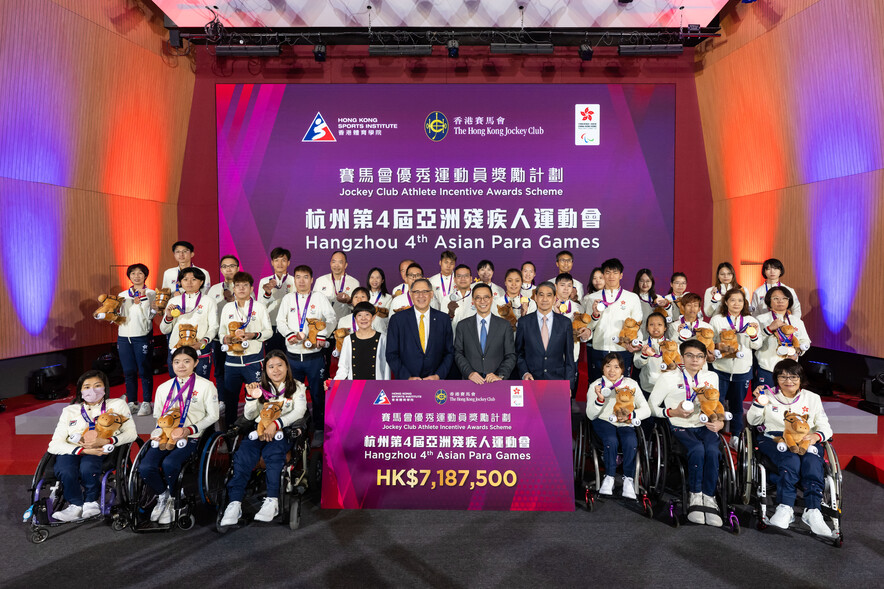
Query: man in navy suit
[
  {"left": 385, "top": 278, "right": 454, "bottom": 380},
  {"left": 515, "top": 281, "right": 576, "bottom": 382},
  {"left": 454, "top": 284, "right": 516, "bottom": 384}
]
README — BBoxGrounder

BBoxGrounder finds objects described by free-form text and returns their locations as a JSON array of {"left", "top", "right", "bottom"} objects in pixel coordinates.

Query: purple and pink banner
[
  {"left": 216, "top": 83, "right": 675, "bottom": 284},
  {"left": 321, "top": 380, "right": 574, "bottom": 511}
]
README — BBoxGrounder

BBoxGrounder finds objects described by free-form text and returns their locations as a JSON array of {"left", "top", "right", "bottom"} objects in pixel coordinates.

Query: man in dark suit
[
  {"left": 385, "top": 278, "right": 454, "bottom": 380},
  {"left": 454, "top": 284, "right": 516, "bottom": 384},
  {"left": 515, "top": 281, "right": 576, "bottom": 382}
]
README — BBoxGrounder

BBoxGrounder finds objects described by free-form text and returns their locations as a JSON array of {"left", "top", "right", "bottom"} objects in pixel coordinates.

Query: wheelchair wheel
[
  {"left": 648, "top": 424, "right": 668, "bottom": 499},
  {"left": 289, "top": 496, "right": 302, "bottom": 530},
  {"left": 29, "top": 528, "right": 49, "bottom": 544},
  {"left": 739, "top": 428, "right": 753, "bottom": 504},
  {"left": 177, "top": 513, "right": 196, "bottom": 530},
  {"left": 127, "top": 442, "right": 155, "bottom": 528},
  {"left": 111, "top": 516, "right": 128, "bottom": 532},
  {"left": 199, "top": 431, "right": 235, "bottom": 507}
]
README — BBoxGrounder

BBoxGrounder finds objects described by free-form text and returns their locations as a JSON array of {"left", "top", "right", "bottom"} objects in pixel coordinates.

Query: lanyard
[
  {"left": 236, "top": 298, "right": 254, "bottom": 328},
  {"left": 372, "top": 291, "right": 383, "bottom": 305},
  {"left": 680, "top": 317, "right": 699, "bottom": 334},
  {"left": 162, "top": 375, "right": 196, "bottom": 428},
  {"left": 407, "top": 291, "right": 413, "bottom": 307},
  {"left": 639, "top": 294, "right": 652, "bottom": 306},
  {"left": 645, "top": 336, "right": 663, "bottom": 358},
  {"left": 295, "top": 293, "right": 312, "bottom": 332},
  {"left": 352, "top": 315, "right": 357, "bottom": 332},
  {"left": 680, "top": 368, "right": 699, "bottom": 401},
  {"left": 180, "top": 292, "right": 202, "bottom": 315},
  {"left": 332, "top": 274, "right": 347, "bottom": 294},
  {"left": 556, "top": 300, "right": 571, "bottom": 314},
  {"left": 764, "top": 281, "right": 781, "bottom": 294},
  {"left": 770, "top": 388, "right": 802, "bottom": 406},
  {"left": 726, "top": 314, "right": 745, "bottom": 333},
  {"left": 601, "top": 287, "right": 623, "bottom": 308},
  {"left": 80, "top": 401, "right": 107, "bottom": 430},
  {"left": 275, "top": 274, "right": 287, "bottom": 290},
  {"left": 771, "top": 311, "right": 792, "bottom": 325},
  {"left": 440, "top": 275, "right": 452, "bottom": 297},
  {"left": 261, "top": 383, "right": 286, "bottom": 401},
  {"left": 602, "top": 376, "right": 624, "bottom": 391},
  {"left": 129, "top": 286, "right": 146, "bottom": 298}
]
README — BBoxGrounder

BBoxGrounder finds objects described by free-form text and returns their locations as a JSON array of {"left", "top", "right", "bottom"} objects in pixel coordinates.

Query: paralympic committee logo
[
  {"left": 303, "top": 111, "right": 337, "bottom": 142},
  {"left": 425, "top": 111, "right": 449, "bottom": 142},
  {"left": 435, "top": 389, "right": 447, "bottom": 405}
]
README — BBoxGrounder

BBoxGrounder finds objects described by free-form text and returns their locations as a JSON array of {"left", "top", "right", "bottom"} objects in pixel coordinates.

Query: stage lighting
[
  {"left": 313, "top": 44, "right": 327, "bottom": 62},
  {"left": 742, "top": 0, "right": 758, "bottom": 3},
  {"left": 28, "top": 364, "right": 69, "bottom": 400},
  {"left": 216, "top": 45, "right": 281, "bottom": 57},
  {"left": 490, "top": 43, "right": 554, "bottom": 55},
  {"left": 860, "top": 373, "right": 884, "bottom": 415},
  {"left": 804, "top": 360, "right": 834, "bottom": 397},
  {"left": 578, "top": 44, "right": 593, "bottom": 61},
  {"left": 687, "top": 24, "right": 701, "bottom": 34},
  {"left": 447, "top": 40, "right": 459, "bottom": 59},
  {"left": 369, "top": 45, "right": 433, "bottom": 56},
  {"left": 618, "top": 44, "right": 683, "bottom": 56}
]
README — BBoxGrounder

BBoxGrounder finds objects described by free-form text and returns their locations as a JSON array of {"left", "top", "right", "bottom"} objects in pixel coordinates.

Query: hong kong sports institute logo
[
  {"left": 303, "top": 112, "right": 337, "bottom": 142},
  {"left": 425, "top": 111, "right": 448, "bottom": 142}
]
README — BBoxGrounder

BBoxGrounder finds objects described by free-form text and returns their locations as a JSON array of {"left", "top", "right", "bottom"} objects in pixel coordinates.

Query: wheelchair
[
  {"left": 210, "top": 414, "right": 315, "bottom": 532},
  {"left": 738, "top": 425, "right": 843, "bottom": 547},
  {"left": 646, "top": 419, "right": 741, "bottom": 532},
  {"left": 24, "top": 438, "right": 144, "bottom": 543},
  {"left": 127, "top": 427, "right": 221, "bottom": 532},
  {"left": 574, "top": 412, "right": 654, "bottom": 517}
]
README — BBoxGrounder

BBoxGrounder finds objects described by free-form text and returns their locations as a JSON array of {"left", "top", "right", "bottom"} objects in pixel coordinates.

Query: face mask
[{"left": 81, "top": 387, "right": 105, "bottom": 404}]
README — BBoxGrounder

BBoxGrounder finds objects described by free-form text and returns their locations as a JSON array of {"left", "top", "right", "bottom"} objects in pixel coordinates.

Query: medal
[
  {"left": 745, "top": 325, "right": 757, "bottom": 337},
  {"left": 679, "top": 328, "right": 692, "bottom": 340}
]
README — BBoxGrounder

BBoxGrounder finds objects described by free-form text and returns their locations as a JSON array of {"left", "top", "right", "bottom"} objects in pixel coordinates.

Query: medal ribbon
[
  {"left": 680, "top": 368, "right": 699, "bottom": 402},
  {"left": 80, "top": 401, "right": 107, "bottom": 430},
  {"left": 295, "top": 293, "right": 313, "bottom": 332},
  {"left": 162, "top": 375, "right": 196, "bottom": 428}
]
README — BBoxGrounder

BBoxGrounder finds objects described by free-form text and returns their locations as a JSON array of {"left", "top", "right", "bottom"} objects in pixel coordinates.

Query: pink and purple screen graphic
[{"left": 217, "top": 83, "right": 675, "bottom": 283}]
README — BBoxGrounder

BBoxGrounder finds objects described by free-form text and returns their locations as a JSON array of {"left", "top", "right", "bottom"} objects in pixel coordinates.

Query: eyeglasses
[
  {"left": 411, "top": 290, "right": 432, "bottom": 295},
  {"left": 683, "top": 353, "right": 706, "bottom": 360},
  {"left": 557, "top": 258, "right": 573, "bottom": 264},
  {"left": 173, "top": 249, "right": 191, "bottom": 255},
  {"left": 474, "top": 295, "right": 492, "bottom": 301},
  {"left": 220, "top": 264, "right": 238, "bottom": 270},
  {"left": 406, "top": 273, "right": 423, "bottom": 279},
  {"left": 777, "top": 375, "right": 800, "bottom": 382}
]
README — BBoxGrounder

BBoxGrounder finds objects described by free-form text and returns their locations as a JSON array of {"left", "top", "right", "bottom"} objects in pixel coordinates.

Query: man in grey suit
[{"left": 454, "top": 284, "right": 516, "bottom": 384}]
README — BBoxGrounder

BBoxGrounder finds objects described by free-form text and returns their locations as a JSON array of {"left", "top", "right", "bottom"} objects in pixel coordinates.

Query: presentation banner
[
  {"left": 321, "top": 380, "right": 574, "bottom": 511},
  {"left": 217, "top": 83, "right": 675, "bottom": 282}
]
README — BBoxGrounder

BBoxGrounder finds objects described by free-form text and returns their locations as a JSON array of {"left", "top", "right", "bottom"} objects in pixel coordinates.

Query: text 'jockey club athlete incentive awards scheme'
[{"left": 217, "top": 83, "right": 675, "bottom": 277}]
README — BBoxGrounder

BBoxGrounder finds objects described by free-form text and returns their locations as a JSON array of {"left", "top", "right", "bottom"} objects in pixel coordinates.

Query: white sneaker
[
  {"left": 218, "top": 401, "right": 226, "bottom": 416},
  {"left": 687, "top": 492, "right": 705, "bottom": 525},
  {"left": 52, "top": 504, "right": 83, "bottom": 522},
  {"left": 621, "top": 477, "right": 637, "bottom": 500},
  {"left": 81, "top": 501, "right": 101, "bottom": 518},
  {"left": 599, "top": 475, "right": 615, "bottom": 496},
  {"left": 128, "top": 402, "right": 138, "bottom": 414},
  {"left": 150, "top": 491, "right": 170, "bottom": 522},
  {"left": 801, "top": 508, "right": 833, "bottom": 536},
  {"left": 158, "top": 499, "right": 175, "bottom": 525},
  {"left": 703, "top": 494, "right": 722, "bottom": 527},
  {"left": 769, "top": 503, "right": 794, "bottom": 529},
  {"left": 253, "top": 497, "right": 279, "bottom": 522},
  {"left": 137, "top": 402, "right": 153, "bottom": 416},
  {"left": 220, "top": 501, "right": 242, "bottom": 526}
]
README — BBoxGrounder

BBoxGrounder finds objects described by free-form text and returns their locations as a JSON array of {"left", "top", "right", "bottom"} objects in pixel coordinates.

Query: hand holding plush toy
[{"left": 93, "top": 294, "right": 126, "bottom": 325}]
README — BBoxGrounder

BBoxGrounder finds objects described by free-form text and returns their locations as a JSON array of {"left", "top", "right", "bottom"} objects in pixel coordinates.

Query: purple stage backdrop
[
  {"left": 217, "top": 83, "right": 674, "bottom": 283},
  {"left": 322, "top": 380, "right": 574, "bottom": 511}
]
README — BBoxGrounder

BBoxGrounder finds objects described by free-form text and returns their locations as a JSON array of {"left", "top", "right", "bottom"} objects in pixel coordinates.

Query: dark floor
[{"left": 2, "top": 472, "right": 883, "bottom": 589}]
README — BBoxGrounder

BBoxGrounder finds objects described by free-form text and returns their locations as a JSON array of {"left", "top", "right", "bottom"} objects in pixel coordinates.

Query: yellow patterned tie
[{"left": 419, "top": 313, "right": 426, "bottom": 352}]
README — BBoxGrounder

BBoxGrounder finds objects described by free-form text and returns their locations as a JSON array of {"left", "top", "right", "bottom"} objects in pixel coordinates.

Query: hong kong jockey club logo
[
  {"left": 425, "top": 111, "right": 448, "bottom": 142},
  {"left": 303, "top": 112, "right": 337, "bottom": 142},
  {"left": 373, "top": 390, "right": 392, "bottom": 405},
  {"left": 435, "top": 389, "right": 447, "bottom": 405}
]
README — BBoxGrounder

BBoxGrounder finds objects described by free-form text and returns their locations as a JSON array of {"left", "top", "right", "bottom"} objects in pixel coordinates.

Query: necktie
[
  {"left": 541, "top": 315, "right": 549, "bottom": 350},
  {"left": 480, "top": 318, "right": 487, "bottom": 353},
  {"left": 419, "top": 314, "right": 426, "bottom": 353}
]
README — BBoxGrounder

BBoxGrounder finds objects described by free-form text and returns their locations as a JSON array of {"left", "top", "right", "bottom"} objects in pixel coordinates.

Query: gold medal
[
  {"left": 745, "top": 325, "right": 757, "bottom": 337},
  {"left": 559, "top": 303, "right": 568, "bottom": 313},
  {"left": 520, "top": 296, "right": 530, "bottom": 306}
]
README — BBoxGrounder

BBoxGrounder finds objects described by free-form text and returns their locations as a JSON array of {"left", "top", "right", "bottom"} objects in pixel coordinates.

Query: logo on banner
[
  {"left": 303, "top": 112, "right": 337, "bottom": 142},
  {"left": 435, "top": 389, "right": 447, "bottom": 405},
  {"left": 425, "top": 111, "right": 449, "bottom": 142},
  {"left": 373, "top": 390, "right": 392, "bottom": 405},
  {"left": 575, "top": 104, "right": 600, "bottom": 146},
  {"left": 511, "top": 385, "right": 524, "bottom": 407}
]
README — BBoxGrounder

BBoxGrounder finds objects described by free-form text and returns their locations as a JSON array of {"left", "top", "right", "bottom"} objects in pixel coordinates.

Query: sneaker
[
  {"left": 128, "top": 402, "right": 138, "bottom": 414},
  {"left": 52, "top": 504, "right": 83, "bottom": 522},
  {"left": 150, "top": 491, "right": 170, "bottom": 522},
  {"left": 253, "top": 497, "right": 279, "bottom": 522},
  {"left": 218, "top": 401, "right": 226, "bottom": 417},
  {"left": 158, "top": 499, "right": 175, "bottom": 525},
  {"left": 311, "top": 430, "right": 324, "bottom": 448},
  {"left": 621, "top": 477, "right": 637, "bottom": 500},
  {"left": 220, "top": 501, "right": 242, "bottom": 526},
  {"left": 599, "top": 475, "right": 615, "bottom": 496},
  {"left": 687, "top": 492, "right": 705, "bottom": 525},
  {"left": 137, "top": 402, "right": 153, "bottom": 417},
  {"left": 769, "top": 503, "right": 795, "bottom": 529},
  {"left": 81, "top": 501, "right": 101, "bottom": 518},
  {"left": 801, "top": 508, "right": 833, "bottom": 537},
  {"left": 703, "top": 494, "right": 722, "bottom": 527}
]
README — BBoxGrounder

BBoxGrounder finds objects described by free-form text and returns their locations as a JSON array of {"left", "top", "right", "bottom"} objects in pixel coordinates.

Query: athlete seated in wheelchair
[
  {"left": 219, "top": 350, "right": 309, "bottom": 528},
  {"left": 743, "top": 358, "right": 841, "bottom": 542},
  {"left": 649, "top": 339, "right": 737, "bottom": 528},
  {"left": 585, "top": 353, "right": 651, "bottom": 502},
  {"left": 25, "top": 370, "right": 140, "bottom": 542},
  {"left": 131, "top": 347, "right": 219, "bottom": 529}
]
